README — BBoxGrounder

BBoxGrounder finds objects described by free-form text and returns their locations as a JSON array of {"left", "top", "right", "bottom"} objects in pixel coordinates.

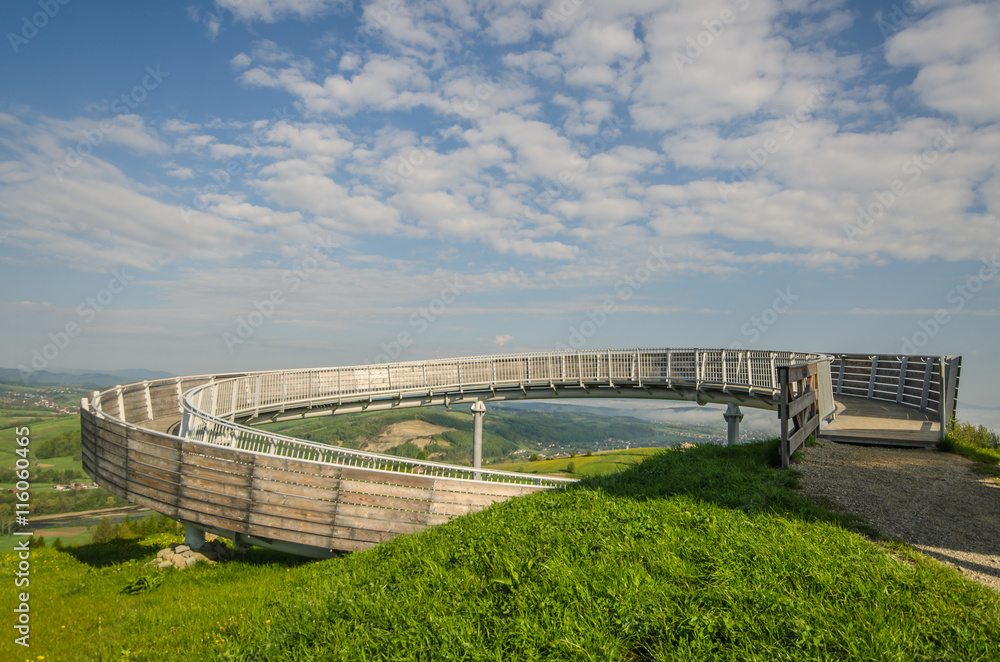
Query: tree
[
  {"left": 566, "top": 461, "right": 577, "bottom": 474},
  {"left": 92, "top": 517, "right": 115, "bottom": 543},
  {"left": 528, "top": 454, "right": 540, "bottom": 462}
]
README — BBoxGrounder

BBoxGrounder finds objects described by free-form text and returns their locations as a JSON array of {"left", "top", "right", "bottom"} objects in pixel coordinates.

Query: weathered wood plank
[
  {"left": 127, "top": 470, "right": 181, "bottom": 499},
  {"left": 127, "top": 447, "right": 181, "bottom": 474},
  {"left": 250, "top": 488, "right": 338, "bottom": 515},
  {"left": 243, "top": 522, "right": 373, "bottom": 553},
  {"left": 333, "top": 512, "right": 425, "bottom": 536},
  {"left": 180, "top": 462, "right": 254, "bottom": 488},
  {"left": 125, "top": 489, "right": 177, "bottom": 517},
  {"left": 255, "top": 454, "right": 345, "bottom": 478},
  {"left": 128, "top": 427, "right": 182, "bottom": 451},
  {"left": 248, "top": 510, "right": 343, "bottom": 537},
  {"left": 338, "top": 478, "right": 434, "bottom": 503},
  {"left": 337, "top": 490, "right": 434, "bottom": 514},
  {"left": 182, "top": 440, "right": 252, "bottom": 464},
  {"left": 174, "top": 506, "right": 251, "bottom": 535},
  {"left": 180, "top": 484, "right": 251, "bottom": 512},
  {"left": 336, "top": 501, "right": 449, "bottom": 526},
  {"left": 250, "top": 477, "right": 339, "bottom": 503},
  {"left": 179, "top": 472, "right": 252, "bottom": 500},
  {"left": 127, "top": 456, "right": 181, "bottom": 485},
  {"left": 787, "top": 389, "right": 817, "bottom": 419},
  {"left": 253, "top": 464, "right": 342, "bottom": 491}
]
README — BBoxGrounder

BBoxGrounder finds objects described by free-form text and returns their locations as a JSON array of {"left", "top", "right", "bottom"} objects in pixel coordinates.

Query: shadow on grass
[
  {"left": 64, "top": 536, "right": 328, "bottom": 568},
  {"left": 64, "top": 537, "right": 166, "bottom": 568},
  {"left": 573, "top": 439, "right": 877, "bottom": 536}
]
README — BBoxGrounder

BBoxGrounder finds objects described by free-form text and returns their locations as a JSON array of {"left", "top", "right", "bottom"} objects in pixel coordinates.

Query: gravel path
[{"left": 794, "top": 440, "right": 1000, "bottom": 592}]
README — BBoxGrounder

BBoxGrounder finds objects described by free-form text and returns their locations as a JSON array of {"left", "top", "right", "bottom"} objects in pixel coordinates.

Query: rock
[
  {"left": 174, "top": 545, "right": 191, "bottom": 554},
  {"left": 156, "top": 548, "right": 172, "bottom": 559},
  {"left": 157, "top": 560, "right": 172, "bottom": 569}
]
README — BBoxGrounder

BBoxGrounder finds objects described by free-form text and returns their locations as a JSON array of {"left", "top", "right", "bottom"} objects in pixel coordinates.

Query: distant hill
[{"left": 0, "top": 368, "right": 174, "bottom": 388}]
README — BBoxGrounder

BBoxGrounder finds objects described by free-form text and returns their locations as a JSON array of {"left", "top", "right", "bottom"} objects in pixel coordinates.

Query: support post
[
  {"left": 184, "top": 523, "right": 206, "bottom": 551},
  {"left": 471, "top": 401, "right": 486, "bottom": 478},
  {"left": 723, "top": 403, "right": 744, "bottom": 446}
]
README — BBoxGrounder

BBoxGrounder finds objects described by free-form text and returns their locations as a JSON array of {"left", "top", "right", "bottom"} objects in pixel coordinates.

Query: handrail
[
  {"left": 87, "top": 349, "right": 830, "bottom": 487},
  {"left": 156, "top": 348, "right": 828, "bottom": 482}
]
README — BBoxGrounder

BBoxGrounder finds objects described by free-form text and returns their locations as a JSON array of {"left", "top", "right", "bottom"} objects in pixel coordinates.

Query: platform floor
[
  {"left": 145, "top": 414, "right": 183, "bottom": 435},
  {"left": 819, "top": 396, "right": 941, "bottom": 447}
]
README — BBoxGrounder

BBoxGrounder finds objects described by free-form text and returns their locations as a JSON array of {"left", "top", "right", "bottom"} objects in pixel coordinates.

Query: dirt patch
[
  {"left": 37, "top": 526, "right": 87, "bottom": 538},
  {"left": 37, "top": 463, "right": 54, "bottom": 467},
  {"left": 795, "top": 440, "right": 1000, "bottom": 592},
  {"left": 365, "top": 420, "right": 454, "bottom": 453}
]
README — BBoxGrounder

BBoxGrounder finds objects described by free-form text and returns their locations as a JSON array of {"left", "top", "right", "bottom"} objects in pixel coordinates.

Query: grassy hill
[
  {"left": 260, "top": 405, "right": 714, "bottom": 464},
  {"left": 490, "top": 448, "right": 661, "bottom": 477},
  {"left": 4, "top": 440, "right": 999, "bottom": 661}
]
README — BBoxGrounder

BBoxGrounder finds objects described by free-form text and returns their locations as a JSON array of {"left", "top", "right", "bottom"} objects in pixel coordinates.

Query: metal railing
[
  {"left": 171, "top": 349, "right": 828, "bottom": 483},
  {"left": 829, "top": 353, "right": 962, "bottom": 428}
]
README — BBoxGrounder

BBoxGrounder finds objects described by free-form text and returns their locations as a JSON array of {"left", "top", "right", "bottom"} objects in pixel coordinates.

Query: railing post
[
  {"left": 920, "top": 358, "right": 933, "bottom": 410},
  {"left": 143, "top": 381, "right": 153, "bottom": 421},
  {"left": 778, "top": 366, "right": 790, "bottom": 468},
  {"left": 896, "top": 356, "right": 908, "bottom": 404},
  {"left": 867, "top": 356, "right": 878, "bottom": 399}
]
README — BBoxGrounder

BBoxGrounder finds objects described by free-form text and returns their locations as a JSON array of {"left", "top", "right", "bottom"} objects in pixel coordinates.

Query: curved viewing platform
[{"left": 79, "top": 348, "right": 959, "bottom": 558}]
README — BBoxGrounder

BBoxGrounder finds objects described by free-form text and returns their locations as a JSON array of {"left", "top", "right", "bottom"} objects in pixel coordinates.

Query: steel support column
[
  {"left": 471, "top": 400, "right": 486, "bottom": 476},
  {"left": 724, "top": 403, "right": 744, "bottom": 446}
]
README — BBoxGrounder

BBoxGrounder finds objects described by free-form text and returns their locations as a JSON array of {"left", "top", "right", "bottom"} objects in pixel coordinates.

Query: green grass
[
  {"left": 4, "top": 439, "right": 999, "bottom": 661},
  {"left": 0, "top": 414, "right": 80, "bottom": 463},
  {"left": 940, "top": 434, "right": 1000, "bottom": 478},
  {"left": 491, "top": 447, "right": 660, "bottom": 477}
]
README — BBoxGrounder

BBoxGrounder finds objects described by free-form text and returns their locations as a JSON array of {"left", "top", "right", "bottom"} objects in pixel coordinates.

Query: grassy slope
[
  {"left": 490, "top": 448, "right": 660, "bottom": 477},
  {"left": 0, "top": 415, "right": 80, "bottom": 459},
  {"left": 4, "top": 440, "right": 999, "bottom": 661}
]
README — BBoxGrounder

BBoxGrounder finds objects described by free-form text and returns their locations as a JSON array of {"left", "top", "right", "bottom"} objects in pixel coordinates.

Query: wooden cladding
[{"left": 80, "top": 407, "right": 543, "bottom": 553}]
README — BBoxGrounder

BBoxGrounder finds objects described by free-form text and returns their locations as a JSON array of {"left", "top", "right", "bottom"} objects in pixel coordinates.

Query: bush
[
  {"left": 35, "top": 430, "right": 81, "bottom": 459},
  {"left": 951, "top": 420, "right": 1000, "bottom": 449}
]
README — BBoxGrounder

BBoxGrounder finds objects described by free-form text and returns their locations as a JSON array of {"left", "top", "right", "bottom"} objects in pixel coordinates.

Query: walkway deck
[{"left": 819, "top": 396, "right": 941, "bottom": 447}]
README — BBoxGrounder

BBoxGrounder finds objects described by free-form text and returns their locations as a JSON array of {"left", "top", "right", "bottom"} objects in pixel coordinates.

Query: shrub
[{"left": 951, "top": 420, "right": 1000, "bottom": 449}]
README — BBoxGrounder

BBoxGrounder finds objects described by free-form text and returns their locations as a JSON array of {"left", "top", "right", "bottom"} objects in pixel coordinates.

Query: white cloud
[
  {"left": 494, "top": 334, "right": 513, "bottom": 346},
  {"left": 885, "top": 3, "right": 1000, "bottom": 124},
  {"left": 216, "top": 0, "right": 348, "bottom": 23}
]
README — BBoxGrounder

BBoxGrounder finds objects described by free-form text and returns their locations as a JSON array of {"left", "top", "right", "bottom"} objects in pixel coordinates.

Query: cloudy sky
[{"left": 1, "top": 0, "right": 998, "bottom": 425}]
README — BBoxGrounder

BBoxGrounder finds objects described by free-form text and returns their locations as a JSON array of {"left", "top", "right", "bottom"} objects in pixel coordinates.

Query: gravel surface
[{"left": 794, "top": 440, "right": 1000, "bottom": 592}]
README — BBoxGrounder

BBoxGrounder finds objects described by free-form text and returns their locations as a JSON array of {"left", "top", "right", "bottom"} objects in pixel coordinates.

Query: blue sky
[{"left": 1, "top": 0, "right": 998, "bottom": 426}]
